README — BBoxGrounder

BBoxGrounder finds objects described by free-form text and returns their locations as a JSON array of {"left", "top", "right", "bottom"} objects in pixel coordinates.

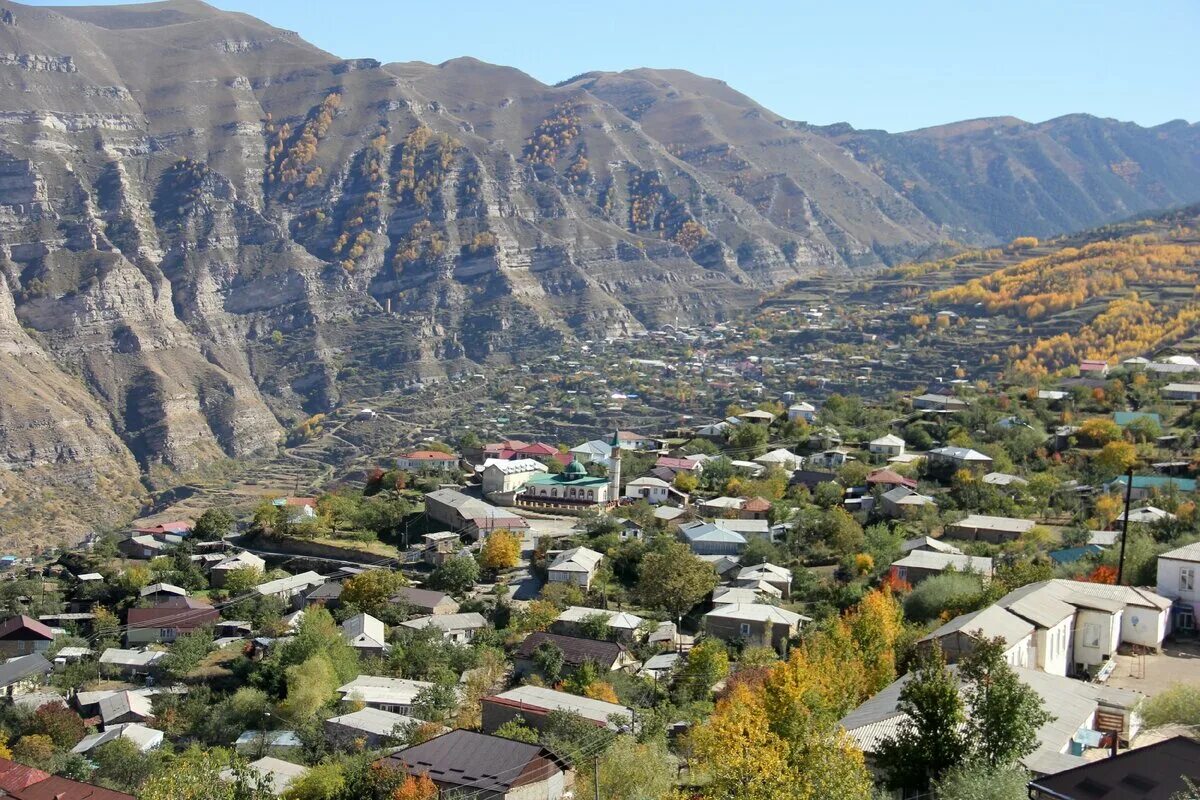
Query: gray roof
[
  {"left": 489, "top": 685, "right": 632, "bottom": 727},
  {"left": 379, "top": 730, "right": 569, "bottom": 793},
  {"left": 900, "top": 536, "right": 962, "bottom": 555},
  {"left": 920, "top": 605, "right": 1034, "bottom": 646},
  {"left": 326, "top": 707, "right": 418, "bottom": 736},
  {"left": 0, "top": 653, "right": 51, "bottom": 687},
  {"left": 1160, "top": 540, "right": 1200, "bottom": 563},
  {"left": 892, "top": 550, "right": 993, "bottom": 575},
  {"left": 680, "top": 521, "right": 747, "bottom": 545},
  {"left": 951, "top": 514, "right": 1036, "bottom": 533}
]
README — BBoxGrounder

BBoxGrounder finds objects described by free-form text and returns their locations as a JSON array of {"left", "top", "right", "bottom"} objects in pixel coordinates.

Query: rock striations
[{"left": 0, "top": 0, "right": 1197, "bottom": 545}]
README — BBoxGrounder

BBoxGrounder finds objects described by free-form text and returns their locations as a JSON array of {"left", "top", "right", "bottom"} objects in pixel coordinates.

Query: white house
[
  {"left": 400, "top": 613, "right": 488, "bottom": 644},
  {"left": 808, "top": 448, "right": 852, "bottom": 469},
  {"left": 624, "top": 476, "right": 675, "bottom": 504},
  {"left": 753, "top": 448, "right": 805, "bottom": 472},
  {"left": 927, "top": 446, "right": 992, "bottom": 469},
  {"left": 396, "top": 450, "right": 460, "bottom": 473},
  {"left": 338, "top": 676, "right": 434, "bottom": 715},
  {"left": 787, "top": 402, "right": 817, "bottom": 423},
  {"left": 1157, "top": 541, "right": 1200, "bottom": 633},
  {"left": 480, "top": 458, "right": 548, "bottom": 495},
  {"left": 918, "top": 605, "right": 1035, "bottom": 668},
  {"left": 868, "top": 434, "right": 906, "bottom": 457},
  {"left": 547, "top": 547, "right": 603, "bottom": 591},
  {"left": 1162, "top": 383, "right": 1200, "bottom": 401},
  {"left": 341, "top": 613, "right": 390, "bottom": 656},
  {"left": 568, "top": 439, "right": 614, "bottom": 465}
]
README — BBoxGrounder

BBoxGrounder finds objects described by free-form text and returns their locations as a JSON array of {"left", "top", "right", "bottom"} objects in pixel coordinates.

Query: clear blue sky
[{"left": 32, "top": 0, "right": 1199, "bottom": 132}]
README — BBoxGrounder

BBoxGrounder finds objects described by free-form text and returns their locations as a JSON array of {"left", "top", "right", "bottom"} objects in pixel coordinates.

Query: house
[
  {"left": 0, "top": 654, "right": 51, "bottom": 697},
  {"left": 1162, "top": 382, "right": 1200, "bottom": 401},
  {"left": 1156, "top": 540, "right": 1200, "bottom": 633},
  {"left": 118, "top": 535, "right": 175, "bottom": 560},
  {"left": 210, "top": 551, "right": 267, "bottom": 588},
  {"left": 703, "top": 604, "right": 808, "bottom": 652},
  {"left": 982, "top": 471, "right": 1029, "bottom": 490},
  {"left": 899, "top": 536, "right": 962, "bottom": 556},
  {"left": 787, "top": 401, "right": 817, "bottom": 422},
  {"left": 71, "top": 723, "right": 162, "bottom": 755},
  {"left": 400, "top": 612, "right": 488, "bottom": 644},
  {"left": 480, "top": 459, "right": 548, "bottom": 495},
  {"left": 324, "top": 707, "right": 419, "bottom": 748},
  {"left": 866, "top": 469, "right": 917, "bottom": 492},
  {"left": 738, "top": 409, "right": 776, "bottom": 425},
  {"left": 550, "top": 607, "right": 644, "bottom": 641},
  {"left": 391, "top": 586, "right": 459, "bottom": 616},
  {"left": 482, "top": 686, "right": 632, "bottom": 734},
  {"left": 679, "top": 521, "right": 747, "bottom": 556},
  {"left": 1116, "top": 505, "right": 1175, "bottom": 525},
  {"left": 880, "top": 486, "right": 937, "bottom": 518},
  {"left": 927, "top": 446, "right": 992, "bottom": 470},
  {"left": 1079, "top": 358, "right": 1110, "bottom": 377},
  {"left": 97, "top": 648, "right": 166, "bottom": 677},
  {"left": 273, "top": 497, "right": 317, "bottom": 524},
  {"left": 624, "top": 476, "right": 677, "bottom": 505},
  {"left": 396, "top": 450, "right": 460, "bottom": 473},
  {"left": 138, "top": 583, "right": 187, "bottom": 603},
  {"left": 254, "top": 571, "right": 326, "bottom": 605},
  {"left": 918, "top": 605, "right": 1035, "bottom": 667},
  {"left": 654, "top": 455, "right": 699, "bottom": 473},
  {"left": 421, "top": 531, "right": 462, "bottom": 566},
  {"left": 341, "top": 613, "right": 390, "bottom": 657},
  {"left": 99, "top": 691, "right": 154, "bottom": 726},
  {"left": 133, "top": 520, "right": 192, "bottom": 538},
  {"left": 735, "top": 563, "right": 792, "bottom": 598},
  {"left": 739, "top": 496, "right": 772, "bottom": 520},
  {"left": 698, "top": 496, "right": 745, "bottom": 516},
  {"left": 220, "top": 756, "right": 307, "bottom": 797},
  {"left": 233, "top": 730, "right": 303, "bottom": 757},
  {"left": 945, "top": 513, "right": 1035, "bottom": 543},
  {"left": 337, "top": 676, "right": 434, "bottom": 715},
  {"left": 0, "top": 616, "right": 55, "bottom": 658},
  {"left": 613, "top": 430, "right": 657, "bottom": 451},
  {"left": 514, "top": 632, "right": 634, "bottom": 677},
  {"left": 0, "top": 758, "right": 135, "bottom": 800},
  {"left": 753, "top": 448, "right": 805, "bottom": 472},
  {"left": 913, "top": 393, "right": 969, "bottom": 412},
  {"left": 714, "top": 585, "right": 778, "bottom": 604},
  {"left": 868, "top": 434, "right": 906, "bottom": 457},
  {"left": 790, "top": 469, "right": 838, "bottom": 491},
  {"left": 1027, "top": 736, "right": 1200, "bottom": 800},
  {"left": 889, "top": 551, "right": 994, "bottom": 585},
  {"left": 809, "top": 448, "right": 852, "bottom": 469},
  {"left": 303, "top": 581, "right": 344, "bottom": 609},
  {"left": 520, "top": 461, "right": 612, "bottom": 506},
  {"left": 842, "top": 664, "right": 1140, "bottom": 779},
  {"left": 125, "top": 597, "right": 219, "bottom": 646},
  {"left": 375, "top": 730, "right": 574, "bottom": 800},
  {"left": 547, "top": 547, "right": 603, "bottom": 591},
  {"left": 1108, "top": 474, "right": 1196, "bottom": 501},
  {"left": 424, "top": 489, "right": 530, "bottom": 540},
  {"left": 696, "top": 420, "right": 732, "bottom": 438},
  {"left": 569, "top": 439, "right": 613, "bottom": 465}
]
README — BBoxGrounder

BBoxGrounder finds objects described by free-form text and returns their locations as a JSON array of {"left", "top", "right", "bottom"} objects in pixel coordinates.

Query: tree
[
  {"left": 1138, "top": 683, "right": 1200, "bottom": 729},
  {"left": 29, "top": 701, "right": 85, "bottom": 748},
  {"left": 1078, "top": 418, "right": 1123, "bottom": 446},
  {"left": 959, "top": 636, "right": 1051, "bottom": 768},
  {"left": 532, "top": 641, "right": 565, "bottom": 683},
  {"left": 689, "top": 683, "right": 792, "bottom": 800},
  {"left": 673, "top": 471, "right": 699, "bottom": 493},
  {"left": 494, "top": 718, "right": 539, "bottom": 743},
  {"left": 341, "top": 570, "right": 407, "bottom": 616},
  {"left": 637, "top": 541, "right": 718, "bottom": 623},
  {"left": 480, "top": 529, "right": 521, "bottom": 571},
  {"left": 934, "top": 761, "right": 1030, "bottom": 800},
  {"left": 139, "top": 747, "right": 274, "bottom": 800},
  {"left": 92, "top": 737, "right": 164, "bottom": 793},
  {"left": 166, "top": 626, "right": 215, "bottom": 679},
  {"left": 411, "top": 682, "right": 459, "bottom": 722},
  {"left": 427, "top": 556, "right": 480, "bottom": 596},
  {"left": 675, "top": 638, "right": 729, "bottom": 702},
  {"left": 575, "top": 735, "right": 675, "bottom": 800},
  {"left": 223, "top": 566, "right": 265, "bottom": 593},
  {"left": 193, "top": 508, "right": 236, "bottom": 541},
  {"left": 280, "top": 761, "right": 344, "bottom": 800},
  {"left": 813, "top": 481, "right": 845, "bottom": 509},
  {"left": 875, "top": 645, "right": 967, "bottom": 792},
  {"left": 903, "top": 572, "right": 986, "bottom": 622},
  {"left": 12, "top": 735, "right": 55, "bottom": 769},
  {"left": 280, "top": 653, "right": 340, "bottom": 721},
  {"left": 728, "top": 423, "right": 768, "bottom": 456},
  {"left": 392, "top": 773, "right": 438, "bottom": 800},
  {"left": 1095, "top": 441, "right": 1138, "bottom": 476}
]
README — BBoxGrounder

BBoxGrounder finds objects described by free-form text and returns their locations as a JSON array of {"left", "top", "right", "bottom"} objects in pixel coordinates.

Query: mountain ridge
[{"left": 0, "top": 0, "right": 1198, "bottom": 547}]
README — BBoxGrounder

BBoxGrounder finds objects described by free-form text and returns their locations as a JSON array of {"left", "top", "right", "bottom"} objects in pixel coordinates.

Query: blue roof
[
  {"left": 1048, "top": 545, "right": 1104, "bottom": 565},
  {"left": 1112, "top": 475, "right": 1196, "bottom": 492},
  {"left": 1113, "top": 411, "right": 1161, "bottom": 426}
]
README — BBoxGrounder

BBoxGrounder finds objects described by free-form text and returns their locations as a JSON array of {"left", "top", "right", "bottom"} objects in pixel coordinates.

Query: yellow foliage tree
[{"left": 480, "top": 529, "right": 521, "bottom": 571}]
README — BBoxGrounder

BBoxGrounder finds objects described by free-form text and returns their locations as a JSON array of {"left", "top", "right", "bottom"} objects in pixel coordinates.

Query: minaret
[{"left": 609, "top": 430, "right": 622, "bottom": 503}]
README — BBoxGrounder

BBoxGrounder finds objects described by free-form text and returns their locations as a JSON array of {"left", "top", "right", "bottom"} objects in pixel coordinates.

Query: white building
[
  {"left": 337, "top": 675, "right": 434, "bottom": 715},
  {"left": 1157, "top": 541, "right": 1200, "bottom": 633},
  {"left": 480, "top": 458, "right": 548, "bottom": 495},
  {"left": 547, "top": 547, "right": 603, "bottom": 591},
  {"left": 868, "top": 434, "right": 906, "bottom": 457},
  {"left": 624, "top": 476, "right": 675, "bottom": 504}
]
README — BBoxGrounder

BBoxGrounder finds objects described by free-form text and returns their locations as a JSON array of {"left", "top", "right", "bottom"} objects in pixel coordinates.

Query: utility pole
[
  {"left": 1116, "top": 467, "right": 1135, "bottom": 585},
  {"left": 593, "top": 753, "right": 601, "bottom": 800}
]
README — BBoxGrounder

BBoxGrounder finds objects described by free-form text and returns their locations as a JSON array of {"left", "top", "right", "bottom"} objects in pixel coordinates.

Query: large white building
[{"left": 1157, "top": 541, "right": 1200, "bottom": 634}]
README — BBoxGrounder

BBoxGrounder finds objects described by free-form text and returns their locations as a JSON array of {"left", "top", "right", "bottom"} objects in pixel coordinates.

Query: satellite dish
[{"left": 1131, "top": 615, "right": 1140, "bottom": 627}]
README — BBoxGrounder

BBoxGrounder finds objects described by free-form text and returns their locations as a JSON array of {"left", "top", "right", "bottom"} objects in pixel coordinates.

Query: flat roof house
[
  {"left": 375, "top": 729, "right": 574, "bottom": 800},
  {"left": 889, "top": 550, "right": 994, "bottom": 586},
  {"left": 396, "top": 450, "right": 460, "bottom": 473},
  {"left": 945, "top": 513, "right": 1035, "bottom": 543},
  {"left": 324, "top": 707, "right": 419, "bottom": 749},
  {"left": 337, "top": 675, "right": 434, "bottom": 715},
  {"left": 680, "top": 521, "right": 746, "bottom": 556},
  {"left": 482, "top": 685, "right": 632, "bottom": 734}
]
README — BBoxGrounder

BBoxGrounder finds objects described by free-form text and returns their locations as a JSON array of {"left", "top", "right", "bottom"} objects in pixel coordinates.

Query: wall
[
  {"left": 1119, "top": 605, "right": 1166, "bottom": 650},
  {"left": 1157, "top": 557, "right": 1198, "bottom": 603},
  {"left": 1073, "top": 608, "right": 1120, "bottom": 670},
  {"left": 1034, "top": 617, "right": 1072, "bottom": 677}
]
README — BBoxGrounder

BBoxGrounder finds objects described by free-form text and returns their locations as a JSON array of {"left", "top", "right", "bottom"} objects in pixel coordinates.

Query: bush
[{"left": 903, "top": 572, "right": 986, "bottom": 622}]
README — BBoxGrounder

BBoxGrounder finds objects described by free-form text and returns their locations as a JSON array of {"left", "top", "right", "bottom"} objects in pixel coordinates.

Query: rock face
[{"left": 0, "top": 0, "right": 1197, "bottom": 546}]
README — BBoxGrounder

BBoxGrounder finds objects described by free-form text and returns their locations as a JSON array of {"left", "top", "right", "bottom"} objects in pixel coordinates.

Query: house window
[
  {"left": 1182, "top": 567, "right": 1196, "bottom": 592},
  {"left": 1082, "top": 623, "right": 1101, "bottom": 648},
  {"left": 739, "top": 623, "right": 752, "bottom": 637},
  {"left": 895, "top": 566, "right": 907, "bottom": 581},
  {"left": 160, "top": 628, "right": 176, "bottom": 640},
  {"left": 587, "top": 490, "right": 594, "bottom": 500},
  {"left": 1178, "top": 607, "right": 1195, "bottom": 632}
]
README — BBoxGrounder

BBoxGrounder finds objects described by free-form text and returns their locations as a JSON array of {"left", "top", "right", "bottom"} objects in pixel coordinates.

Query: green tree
[
  {"left": 92, "top": 737, "right": 163, "bottom": 793},
  {"left": 193, "top": 508, "right": 236, "bottom": 541},
  {"left": 428, "top": 556, "right": 480, "bottom": 595},
  {"left": 139, "top": 746, "right": 274, "bottom": 800},
  {"left": 532, "top": 641, "right": 565, "bottom": 683},
  {"left": 637, "top": 541, "right": 718, "bottom": 624},
  {"left": 166, "top": 626, "right": 215, "bottom": 679},
  {"left": 575, "top": 735, "right": 675, "bottom": 800},
  {"left": 281, "top": 761, "right": 345, "bottom": 800},
  {"left": 959, "top": 636, "right": 1051, "bottom": 768},
  {"left": 676, "top": 638, "right": 729, "bottom": 702},
  {"left": 493, "top": 718, "right": 539, "bottom": 744},
  {"left": 933, "top": 761, "right": 1030, "bottom": 800},
  {"left": 813, "top": 481, "right": 845, "bottom": 509},
  {"left": 728, "top": 423, "right": 769, "bottom": 456},
  {"left": 340, "top": 569, "right": 407, "bottom": 616},
  {"left": 903, "top": 572, "right": 986, "bottom": 622},
  {"left": 876, "top": 645, "right": 967, "bottom": 792},
  {"left": 1138, "top": 683, "right": 1200, "bottom": 729},
  {"left": 12, "top": 735, "right": 55, "bottom": 769}
]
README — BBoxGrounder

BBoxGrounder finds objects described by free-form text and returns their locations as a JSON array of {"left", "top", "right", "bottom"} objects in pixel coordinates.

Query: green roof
[
  {"left": 526, "top": 472, "right": 609, "bottom": 488},
  {"left": 1113, "top": 411, "right": 1161, "bottom": 426}
]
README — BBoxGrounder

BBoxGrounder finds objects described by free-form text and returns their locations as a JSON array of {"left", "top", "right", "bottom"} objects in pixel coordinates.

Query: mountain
[{"left": 0, "top": 0, "right": 1197, "bottom": 546}]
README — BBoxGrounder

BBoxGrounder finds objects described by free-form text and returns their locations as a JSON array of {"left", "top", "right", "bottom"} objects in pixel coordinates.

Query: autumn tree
[
  {"left": 341, "top": 569, "right": 408, "bottom": 616},
  {"left": 480, "top": 529, "right": 521, "bottom": 571},
  {"left": 29, "top": 701, "right": 85, "bottom": 749},
  {"left": 1095, "top": 441, "right": 1138, "bottom": 476}
]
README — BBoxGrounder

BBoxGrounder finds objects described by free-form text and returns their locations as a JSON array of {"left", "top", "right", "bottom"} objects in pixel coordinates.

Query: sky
[{"left": 29, "top": 0, "right": 1200, "bottom": 132}]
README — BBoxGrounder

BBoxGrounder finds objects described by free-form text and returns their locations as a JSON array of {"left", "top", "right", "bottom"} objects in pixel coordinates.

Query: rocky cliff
[{"left": 0, "top": 0, "right": 1197, "bottom": 546}]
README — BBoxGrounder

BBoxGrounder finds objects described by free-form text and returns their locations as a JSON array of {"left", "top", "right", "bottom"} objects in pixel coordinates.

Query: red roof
[
  {"left": 485, "top": 440, "right": 528, "bottom": 453},
  {"left": 867, "top": 469, "right": 918, "bottom": 489},
  {"left": 126, "top": 597, "right": 218, "bottom": 630},
  {"left": 655, "top": 456, "right": 698, "bottom": 471},
  {"left": 133, "top": 520, "right": 192, "bottom": 535},
  {"left": 516, "top": 442, "right": 559, "bottom": 457},
  {"left": 284, "top": 497, "right": 317, "bottom": 508},
  {"left": 9, "top": 774, "right": 135, "bottom": 800},
  {"left": 551, "top": 451, "right": 574, "bottom": 467},
  {"left": 402, "top": 450, "right": 459, "bottom": 461},
  {"left": 0, "top": 758, "right": 50, "bottom": 793},
  {"left": 741, "top": 496, "right": 772, "bottom": 512},
  {"left": 0, "top": 615, "right": 55, "bottom": 642}
]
